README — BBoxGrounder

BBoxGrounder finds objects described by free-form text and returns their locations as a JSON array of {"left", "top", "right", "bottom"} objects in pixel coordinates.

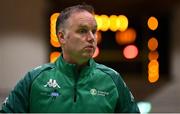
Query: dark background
[{"left": 45, "top": 0, "right": 179, "bottom": 100}]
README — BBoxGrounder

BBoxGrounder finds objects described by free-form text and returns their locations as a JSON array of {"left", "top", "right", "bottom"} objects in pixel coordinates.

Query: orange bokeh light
[
  {"left": 148, "top": 60, "right": 159, "bottom": 70},
  {"left": 116, "top": 28, "right": 136, "bottom": 45},
  {"left": 147, "top": 16, "right": 158, "bottom": 31},
  {"left": 50, "top": 35, "right": 60, "bottom": 48},
  {"left": 148, "top": 74, "right": 159, "bottom": 83},
  {"left": 50, "top": 51, "right": 61, "bottom": 63},
  {"left": 50, "top": 13, "right": 60, "bottom": 47},
  {"left": 148, "top": 51, "right": 159, "bottom": 60},
  {"left": 148, "top": 60, "right": 159, "bottom": 83},
  {"left": 148, "top": 37, "right": 158, "bottom": 51}
]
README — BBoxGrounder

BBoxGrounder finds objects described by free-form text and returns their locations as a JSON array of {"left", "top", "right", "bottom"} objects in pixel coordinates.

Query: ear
[{"left": 57, "top": 31, "right": 65, "bottom": 45}]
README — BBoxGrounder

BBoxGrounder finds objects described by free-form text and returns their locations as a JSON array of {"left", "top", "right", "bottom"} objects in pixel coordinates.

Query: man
[{"left": 0, "top": 4, "right": 140, "bottom": 113}]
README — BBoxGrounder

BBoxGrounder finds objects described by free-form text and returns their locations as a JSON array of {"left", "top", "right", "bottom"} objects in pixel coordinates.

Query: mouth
[{"left": 84, "top": 45, "right": 95, "bottom": 50}]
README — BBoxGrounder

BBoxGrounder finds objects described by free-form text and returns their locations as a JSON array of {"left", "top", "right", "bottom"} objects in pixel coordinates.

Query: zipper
[
  {"left": 74, "top": 83, "right": 77, "bottom": 102},
  {"left": 73, "top": 70, "right": 79, "bottom": 102}
]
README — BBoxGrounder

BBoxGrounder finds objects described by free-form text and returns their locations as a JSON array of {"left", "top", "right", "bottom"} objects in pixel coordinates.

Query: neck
[{"left": 62, "top": 53, "right": 89, "bottom": 67}]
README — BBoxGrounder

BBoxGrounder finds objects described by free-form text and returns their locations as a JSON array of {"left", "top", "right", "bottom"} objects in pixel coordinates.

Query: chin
[{"left": 82, "top": 53, "right": 93, "bottom": 59}]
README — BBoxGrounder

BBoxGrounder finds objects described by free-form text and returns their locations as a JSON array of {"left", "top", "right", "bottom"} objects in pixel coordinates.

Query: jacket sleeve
[
  {"left": 96, "top": 64, "right": 140, "bottom": 113},
  {"left": 0, "top": 64, "right": 54, "bottom": 113},
  {"left": 0, "top": 72, "right": 32, "bottom": 113},
  {"left": 114, "top": 74, "right": 140, "bottom": 113}
]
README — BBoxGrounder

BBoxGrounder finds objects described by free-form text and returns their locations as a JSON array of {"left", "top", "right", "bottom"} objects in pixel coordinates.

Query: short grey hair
[{"left": 56, "top": 4, "right": 95, "bottom": 34}]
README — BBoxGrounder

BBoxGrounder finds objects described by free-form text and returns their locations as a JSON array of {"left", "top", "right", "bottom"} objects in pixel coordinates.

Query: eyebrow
[
  {"left": 78, "top": 25, "right": 88, "bottom": 28},
  {"left": 78, "top": 24, "right": 97, "bottom": 30}
]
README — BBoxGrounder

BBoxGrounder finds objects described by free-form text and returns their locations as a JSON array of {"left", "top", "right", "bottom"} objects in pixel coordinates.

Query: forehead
[{"left": 67, "top": 11, "right": 97, "bottom": 28}]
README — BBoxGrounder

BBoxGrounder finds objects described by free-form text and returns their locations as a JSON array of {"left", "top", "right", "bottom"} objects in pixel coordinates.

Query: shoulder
[
  {"left": 95, "top": 63, "right": 121, "bottom": 79},
  {"left": 95, "top": 63, "right": 119, "bottom": 76},
  {"left": 29, "top": 63, "right": 55, "bottom": 78},
  {"left": 13, "top": 63, "right": 56, "bottom": 93},
  {"left": 19, "top": 63, "right": 55, "bottom": 84},
  {"left": 0, "top": 63, "right": 56, "bottom": 112},
  {"left": 95, "top": 63, "right": 127, "bottom": 87}
]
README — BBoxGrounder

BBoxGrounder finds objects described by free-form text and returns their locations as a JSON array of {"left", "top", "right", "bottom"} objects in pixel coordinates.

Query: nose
[{"left": 87, "top": 31, "right": 95, "bottom": 43}]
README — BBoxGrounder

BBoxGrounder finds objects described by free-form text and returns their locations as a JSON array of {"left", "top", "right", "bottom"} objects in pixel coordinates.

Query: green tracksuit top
[{"left": 0, "top": 56, "right": 139, "bottom": 113}]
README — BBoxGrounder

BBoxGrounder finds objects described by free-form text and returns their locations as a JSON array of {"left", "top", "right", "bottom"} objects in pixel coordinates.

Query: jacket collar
[{"left": 55, "top": 55, "right": 96, "bottom": 78}]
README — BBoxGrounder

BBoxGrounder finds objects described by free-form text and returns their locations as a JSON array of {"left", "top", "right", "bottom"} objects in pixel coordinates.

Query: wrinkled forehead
[{"left": 66, "top": 11, "right": 97, "bottom": 29}]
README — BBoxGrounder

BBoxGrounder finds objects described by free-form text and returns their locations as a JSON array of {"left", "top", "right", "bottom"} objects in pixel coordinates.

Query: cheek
[
  {"left": 70, "top": 38, "right": 83, "bottom": 46},
  {"left": 66, "top": 36, "right": 84, "bottom": 49},
  {"left": 73, "top": 34, "right": 84, "bottom": 43}
]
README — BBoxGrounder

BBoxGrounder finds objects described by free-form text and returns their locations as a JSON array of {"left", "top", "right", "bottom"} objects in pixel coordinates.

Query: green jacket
[{"left": 0, "top": 56, "right": 139, "bottom": 113}]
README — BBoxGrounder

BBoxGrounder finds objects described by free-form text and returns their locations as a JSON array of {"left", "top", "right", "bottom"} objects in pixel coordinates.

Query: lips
[
  {"left": 85, "top": 45, "right": 94, "bottom": 48},
  {"left": 84, "top": 45, "right": 95, "bottom": 50}
]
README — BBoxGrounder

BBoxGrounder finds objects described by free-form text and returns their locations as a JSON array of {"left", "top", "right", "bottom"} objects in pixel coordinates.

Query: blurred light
[
  {"left": 148, "top": 73, "right": 159, "bottom": 83},
  {"left": 115, "top": 28, "right": 136, "bottom": 45},
  {"left": 123, "top": 45, "right": 138, "bottom": 59},
  {"left": 118, "top": 15, "right": 128, "bottom": 31},
  {"left": 147, "top": 16, "right": 158, "bottom": 31},
  {"left": 100, "top": 15, "right": 110, "bottom": 31},
  {"left": 50, "top": 36, "right": 60, "bottom": 48},
  {"left": 148, "top": 60, "right": 159, "bottom": 83},
  {"left": 148, "top": 51, "right": 159, "bottom": 60},
  {"left": 92, "top": 47, "right": 99, "bottom": 58},
  {"left": 96, "top": 31, "right": 102, "bottom": 44},
  {"left": 137, "top": 101, "right": 152, "bottom": 113},
  {"left": 109, "top": 15, "right": 120, "bottom": 32},
  {"left": 94, "top": 15, "right": 102, "bottom": 31},
  {"left": 50, "top": 51, "right": 61, "bottom": 63},
  {"left": 50, "top": 13, "right": 60, "bottom": 34},
  {"left": 50, "top": 13, "right": 60, "bottom": 47},
  {"left": 148, "top": 37, "right": 158, "bottom": 51},
  {"left": 148, "top": 60, "right": 159, "bottom": 71},
  {"left": 50, "top": 13, "right": 60, "bottom": 22}
]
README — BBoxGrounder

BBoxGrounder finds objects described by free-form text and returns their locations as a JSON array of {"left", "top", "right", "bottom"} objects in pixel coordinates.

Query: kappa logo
[
  {"left": 3, "top": 97, "right": 8, "bottom": 105},
  {"left": 44, "top": 79, "right": 60, "bottom": 88}
]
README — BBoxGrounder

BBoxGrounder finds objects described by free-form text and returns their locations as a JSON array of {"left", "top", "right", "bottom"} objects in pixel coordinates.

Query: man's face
[{"left": 62, "top": 11, "right": 97, "bottom": 63}]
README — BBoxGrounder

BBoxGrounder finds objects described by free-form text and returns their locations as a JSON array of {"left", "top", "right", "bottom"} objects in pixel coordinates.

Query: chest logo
[
  {"left": 44, "top": 79, "right": 60, "bottom": 88},
  {"left": 90, "top": 88, "right": 97, "bottom": 95},
  {"left": 90, "top": 88, "right": 109, "bottom": 96}
]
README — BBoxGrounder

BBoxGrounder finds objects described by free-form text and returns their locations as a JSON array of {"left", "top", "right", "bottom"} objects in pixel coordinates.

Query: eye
[{"left": 78, "top": 29, "right": 88, "bottom": 34}]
